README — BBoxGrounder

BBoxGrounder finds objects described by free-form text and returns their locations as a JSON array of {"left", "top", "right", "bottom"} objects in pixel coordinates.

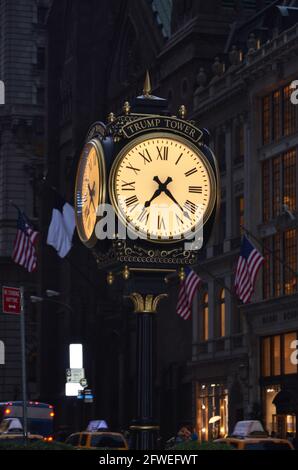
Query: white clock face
[{"left": 109, "top": 133, "right": 216, "bottom": 242}]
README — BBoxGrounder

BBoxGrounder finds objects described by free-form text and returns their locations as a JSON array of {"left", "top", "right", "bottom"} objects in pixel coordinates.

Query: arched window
[
  {"left": 219, "top": 289, "right": 225, "bottom": 337},
  {"left": 202, "top": 293, "right": 208, "bottom": 341}
]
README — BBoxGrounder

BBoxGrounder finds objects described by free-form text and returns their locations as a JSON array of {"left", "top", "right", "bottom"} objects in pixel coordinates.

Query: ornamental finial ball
[
  {"left": 122, "top": 265, "right": 130, "bottom": 280},
  {"left": 178, "top": 105, "right": 187, "bottom": 119},
  {"left": 108, "top": 112, "right": 116, "bottom": 123},
  {"left": 178, "top": 267, "right": 185, "bottom": 281},
  {"left": 107, "top": 272, "right": 114, "bottom": 285},
  {"left": 123, "top": 101, "right": 131, "bottom": 115}
]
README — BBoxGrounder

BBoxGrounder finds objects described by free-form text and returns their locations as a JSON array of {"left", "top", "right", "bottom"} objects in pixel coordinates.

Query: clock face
[
  {"left": 109, "top": 133, "right": 216, "bottom": 242},
  {"left": 75, "top": 139, "right": 106, "bottom": 247}
]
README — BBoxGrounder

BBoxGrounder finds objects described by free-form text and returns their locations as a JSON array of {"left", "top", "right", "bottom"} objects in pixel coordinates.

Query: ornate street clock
[
  {"left": 74, "top": 136, "right": 106, "bottom": 248},
  {"left": 74, "top": 74, "right": 220, "bottom": 452},
  {"left": 74, "top": 75, "right": 219, "bottom": 270}
]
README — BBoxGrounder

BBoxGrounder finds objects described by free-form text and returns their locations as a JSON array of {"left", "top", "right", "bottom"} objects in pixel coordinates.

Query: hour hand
[{"left": 144, "top": 188, "right": 162, "bottom": 207}]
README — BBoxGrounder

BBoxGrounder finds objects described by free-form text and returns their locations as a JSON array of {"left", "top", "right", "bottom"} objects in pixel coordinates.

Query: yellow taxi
[
  {"left": 214, "top": 437, "right": 294, "bottom": 450},
  {"left": 65, "top": 431, "right": 128, "bottom": 450},
  {"left": 0, "top": 433, "right": 43, "bottom": 442}
]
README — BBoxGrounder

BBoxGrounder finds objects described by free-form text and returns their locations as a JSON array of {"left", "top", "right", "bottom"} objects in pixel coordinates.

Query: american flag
[
  {"left": 234, "top": 235, "right": 264, "bottom": 303},
  {"left": 12, "top": 209, "right": 39, "bottom": 273},
  {"left": 176, "top": 267, "right": 201, "bottom": 320}
]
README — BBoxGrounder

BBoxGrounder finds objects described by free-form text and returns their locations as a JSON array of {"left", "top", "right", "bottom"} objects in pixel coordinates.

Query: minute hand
[{"left": 163, "top": 188, "right": 191, "bottom": 221}]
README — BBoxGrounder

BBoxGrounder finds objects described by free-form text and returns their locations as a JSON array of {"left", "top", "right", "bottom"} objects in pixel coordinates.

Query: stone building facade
[
  {"left": 191, "top": 1, "right": 298, "bottom": 439},
  {"left": 0, "top": 0, "right": 50, "bottom": 402}
]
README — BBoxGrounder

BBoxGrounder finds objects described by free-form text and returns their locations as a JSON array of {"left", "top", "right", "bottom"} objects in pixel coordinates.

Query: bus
[{"left": 0, "top": 401, "right": 54, "bottom": 438}]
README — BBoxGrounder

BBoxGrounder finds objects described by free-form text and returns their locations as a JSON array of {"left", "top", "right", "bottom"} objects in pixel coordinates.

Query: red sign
[{"left": 2, "top": 287, "right": 21, "bottom": 314}]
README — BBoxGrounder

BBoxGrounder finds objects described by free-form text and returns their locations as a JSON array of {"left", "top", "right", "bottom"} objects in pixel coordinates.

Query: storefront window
[
  {"left": 262, "top": 337, "right": 271, "bottom": 377},
  {"left": 261, "top": 332, "right": 298, "bottom": 377},
  {"left": 284, "top": 332, "right": 297, "bottom": 375},
  {"left": 273, "top": 335, "right": 281, "bottom": 376},
  {"left": 263, "top": 386, "right": 297, "bottom": 438},
  {"left": 196, "top": 383, "right": 228, "bottom": 442},
  {"left": 263, "top": 385, "right": 281, "bottom": 436}
]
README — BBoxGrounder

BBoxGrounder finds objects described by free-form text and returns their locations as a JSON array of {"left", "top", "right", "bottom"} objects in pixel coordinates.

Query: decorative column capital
[{"left": 128, "top": 293, "right": 168, "bottom": 314}]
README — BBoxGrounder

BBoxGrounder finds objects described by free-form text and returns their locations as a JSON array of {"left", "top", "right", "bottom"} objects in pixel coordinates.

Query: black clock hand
[
  {"left": 144, "top": 188, "right": 162, "bottom": 207},
  {"left": 88, "top": 182, "right": 96, "bottom": 211},
  {"left": 144, "top": 176, "right": 173, "bottom": 207}
]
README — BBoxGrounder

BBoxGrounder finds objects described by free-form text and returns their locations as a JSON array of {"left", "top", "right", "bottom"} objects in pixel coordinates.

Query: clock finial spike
[{"left": 143, "top": 70, "right": 152, "bottom": 97}]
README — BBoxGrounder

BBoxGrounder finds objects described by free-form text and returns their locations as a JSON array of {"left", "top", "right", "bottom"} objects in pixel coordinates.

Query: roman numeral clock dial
[
  {"left": 75, "top": 139, "right": 106, "bottom": 247},
  {"left": 109, "top": 133, "right": 216, "bottom": 242}
]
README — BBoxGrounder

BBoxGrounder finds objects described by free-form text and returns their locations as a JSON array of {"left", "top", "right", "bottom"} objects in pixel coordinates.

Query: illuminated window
[
  {"left": 283, "top": 149, "right": 296, "bottom": 213},
  {"left": 261, "top": 83, "right": 297, "bottom": 145},
  {"left": 283, "top": 332, "right": 297, "bottom": 375},
  {"left": 262, "top": 229, "right": 297, "bottom": 299},
  {"left": 202, "top": 293, "right": 209, "bottom": 342},
  {"left": 262, "top": 160, "right": 270, "bottom": 223},
  {"left": 261, "top": 333, "right": 298, "bottom": 378},
  {"left": 273, "top": 90, "right": 281, "bottom": 141},
  {"left": 272, "top": 156, "right": 281, "bottom": 218},
  {"left": 284, "top": 229, "right": 297, "bottom": 295},
  {"left": 262, "top": 149, "right": 297, "bottom": 223},
  {"left": 273, "top": 233, "right": 281, "bottom": 298},
  {"left": 196, "top": 383, "right": 228, "bottom": 442},
  {"left": 219, "top": 289, "right": 225, "bottom": 338},
  {"left": 263, "top": 237, "right": 270, "bottom": 299},
  {"left": 283, "top": 85, "right": 296, "bottom": 137},
  {"left": 273, "top": 335, "right": 281, "bottom": 376},
  {"left": 262, "top": 337, "right": 271, "bottom": 377},
  {"left": 262, "top": 95, "right": 270, "bottom": 145}
]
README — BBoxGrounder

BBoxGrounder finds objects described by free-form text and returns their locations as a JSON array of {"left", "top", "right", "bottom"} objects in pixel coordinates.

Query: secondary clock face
[
  {"left": 75, "top": 139, "right": 106, "bottom": 247},
  {"left": 109, "top": 133, "right": 216, "bottom": 242}
]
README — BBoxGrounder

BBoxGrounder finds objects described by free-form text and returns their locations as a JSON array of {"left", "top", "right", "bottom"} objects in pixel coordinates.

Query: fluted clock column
[{"left": 128, "top": 293, "right": 167, "bottom": 450}]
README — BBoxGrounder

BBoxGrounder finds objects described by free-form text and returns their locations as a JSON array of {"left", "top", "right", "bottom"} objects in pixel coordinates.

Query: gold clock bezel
[
  {"left": 75, "top": 137, "right": 106, "bottom": 248},
  {"left": 109, "top": 132, "right": 217, "bottom": 244}
]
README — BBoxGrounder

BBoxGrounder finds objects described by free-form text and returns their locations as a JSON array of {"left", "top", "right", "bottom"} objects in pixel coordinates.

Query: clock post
[
  {"left": 128, "top": 291, "right": 167, "bottom": 450},
  {"left": 74, "top": 72, "right": 219, "bottom": 450}
]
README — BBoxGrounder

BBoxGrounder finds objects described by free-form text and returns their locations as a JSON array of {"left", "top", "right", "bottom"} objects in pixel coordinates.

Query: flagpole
[{"left": 20, "top": 286, "right": 28, "bottom": 441}]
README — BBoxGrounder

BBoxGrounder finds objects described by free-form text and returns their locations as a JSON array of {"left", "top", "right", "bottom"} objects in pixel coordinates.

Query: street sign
[
  {"left": 66, "top": 368, "right": 85, "bottom": 383},
  {"left": 84, "top": 388, "right": 93, "bottom": 403},
  {"left": 2, "top": 287, "right": 21, "bottom": 314},
  {"left": 79, "top": 377, "right": 87, "bottom": 388},
  {"left": 77, "top": 389, "right": 84, "bottom": 400}
]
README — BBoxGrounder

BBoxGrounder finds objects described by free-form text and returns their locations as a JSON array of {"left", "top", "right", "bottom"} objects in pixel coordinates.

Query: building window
[
  {"left": 262, "top": 149, "right": 297, "bottom": 222},
  {"left": 261, "top": 333, "right": 298, "bottom": 377},
  {"left": 37, "top": 7, "right": 47, "bottom": 24},
  {"left": 219, "top": 202, "right": 226, "bottom": 242},
  {"left": 234, "top": 123, "right": 244, "bottom": 164},
  {"left": 37, "top": 87, "right": 45, "bottom": 105},
  {"left": 196, "top": 383, "right": 228, "bottom": 442},
  {"left": 262, "top": 83, "right": 297, "bottom": 145},
  {"left": 236, "top": 196, "right": 244, "bottom": 236},
  {"left": 262, "top": 337, "right": 271, "bottom": 377},
  {"left": 219, "top": 289, "right": 225, "bottom": 338},
  {"left": 37, "top": 47, "right": 45, "bottom": 70},
  {"left": 262, "top": 229, "right": 297, "bottom": 299},
  {"left": 262, "top": 95, "right": 270, "bottom": 145},
  {"left": 217, "top": 132, "right": 226, "bottom": 172},
  {"left": 202, "top": 293, "right": 209, "bottom": 342}
]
